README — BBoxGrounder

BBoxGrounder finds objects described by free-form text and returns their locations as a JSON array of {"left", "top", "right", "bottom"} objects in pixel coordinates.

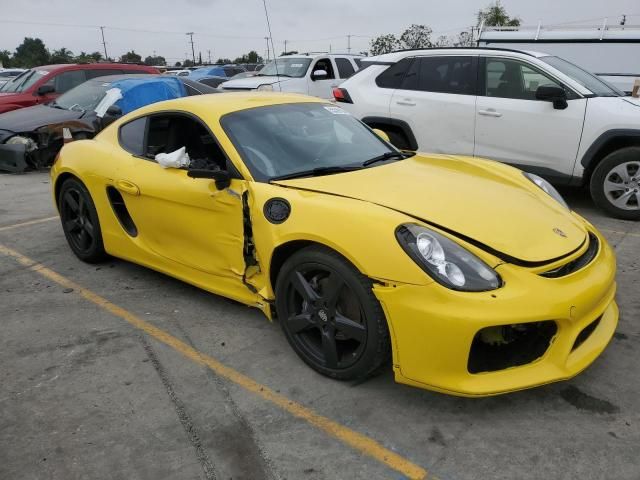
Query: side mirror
[
  {"left": 311, "top": 69, "right": 328, "bottom": 81},
  {"left": 372, "top": 128, "right": 390, "bottom": 143},
  {"left": 535, "top": 85, "right": 568, "bottom": 110},
  {"left": 187, "top": 169, "right": 231, "bottom": 190},
  {"left": 36, "top": 85, "right": 55, "bottom": 96},
  {"left": 100, "top": 105, "right": 123, "bottom": 128}
]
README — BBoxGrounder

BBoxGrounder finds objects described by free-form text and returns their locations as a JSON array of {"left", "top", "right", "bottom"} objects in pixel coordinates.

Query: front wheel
[
  {"left": 275, "top": 246, "right": 390, "bottom": 380},
  {"left": 590, "top": 147, "right": 640, "bottom": 220}
]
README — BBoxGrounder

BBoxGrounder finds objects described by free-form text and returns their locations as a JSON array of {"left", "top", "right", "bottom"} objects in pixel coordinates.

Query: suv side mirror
[
  {"left": 187, "top": 169, "right": 231, "bottom": 190},
  {"left": 536, "top": 85, "right": 568, "bottom": 110},
  {"left": 311, "top": 69, "right": 328, "bottom": 81},
  {"left": 36, "top": 85, "right": 55, "bottom": 96}
]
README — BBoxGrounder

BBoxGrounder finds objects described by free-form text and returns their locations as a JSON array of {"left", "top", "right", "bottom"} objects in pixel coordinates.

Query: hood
[
  {"left": 222, "top": 75, "right": 293, "bottom": 89},
  {"left": 274, "top": 155, "right": 587, "bottom": 265},
  {"left": 621, "top": 97, "right": 640, "bottom": 108},
  {"left": 0, "top": 104, "right": 84, "bottom": 134}
]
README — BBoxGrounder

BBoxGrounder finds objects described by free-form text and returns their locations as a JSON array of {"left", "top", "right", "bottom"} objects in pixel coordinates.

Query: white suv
[
  {"left": 221, "top": 53, "right": 362, "bottom": 99},
  {"left": 336, "top": 48, "right": 640, "bottom": 219}
]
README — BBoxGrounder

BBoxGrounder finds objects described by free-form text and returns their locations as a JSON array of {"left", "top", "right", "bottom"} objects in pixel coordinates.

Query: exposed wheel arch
[
  {"left": 581, "top": 130, "right": 640, "bottom": 183},
  {"left": 54, "top": 172, "right": 82, "bottom": 209},
  {"left": 361, "top": 116, "right": 418, "bottom": 151}
]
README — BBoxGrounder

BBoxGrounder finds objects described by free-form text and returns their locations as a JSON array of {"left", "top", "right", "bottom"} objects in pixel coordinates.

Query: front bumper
[
  {"left": 0, "top": 143, "right": 27, "bottom": 172},
  {"left": 373, "top": 228, "right": 618, "bottom": 397}
]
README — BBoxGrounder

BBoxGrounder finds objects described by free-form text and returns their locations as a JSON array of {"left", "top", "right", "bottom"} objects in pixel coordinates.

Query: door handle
[
  {"left": 396, "top": 99, "right": 416, "bottom": 106},
  {"left": 116, "top": 179, "right": 140, "bottom": 196},
  {"left": 478, "top": 109, "right": 503, "bottom": 117}
]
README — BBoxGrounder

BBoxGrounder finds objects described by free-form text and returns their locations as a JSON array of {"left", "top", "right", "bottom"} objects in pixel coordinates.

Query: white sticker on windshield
[
  {"left": 35, "top": 70, "right": 48, "bottom": 75},
  {"left": 291, "top": 63, "right": 303, "bottom": 67},
  {"left": 324, "top": 106, "right": 348, "bottom": 115}
]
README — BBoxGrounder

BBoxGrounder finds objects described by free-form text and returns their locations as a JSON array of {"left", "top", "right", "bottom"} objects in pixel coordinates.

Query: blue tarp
[
  {"left": 188, "top": 67, "right": 226, "bottom": 79},
  {"left": 111, "top": 77, "right": 187, "bottom": 115}
]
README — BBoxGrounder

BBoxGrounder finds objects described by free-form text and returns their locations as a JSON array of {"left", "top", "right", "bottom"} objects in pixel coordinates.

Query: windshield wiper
[
  {"left": 270, "top": 165, "right": 361, "bottom": 181},
  {"left": 362, "top": 150, "right": 414, "bottom": 167}
]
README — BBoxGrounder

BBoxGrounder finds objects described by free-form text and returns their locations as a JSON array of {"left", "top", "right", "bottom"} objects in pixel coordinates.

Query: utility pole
[
  {"left": 100, "top": 26, "right": 108, "bottom": 60},
  {"left": 264, "top": 37, "right": 270, "bottom": 61},
  {"left": 283, "top": 39, "right": 287, "bottom": 55},
  {"left": 347, "top": 34, "right": 351, "bottom": 53},
  {"left": 186, "top": 32, "right": 196, "bottom": 64},
  {"left": 208, "top": 49, "right": 211, "bottom": 63}
]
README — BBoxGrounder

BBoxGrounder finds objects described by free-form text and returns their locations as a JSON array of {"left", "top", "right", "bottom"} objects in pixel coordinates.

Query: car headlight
[
  {"left": 523, "top": 172, "right": 569, "bottom": 209},
  {"left": 396, "top": 224, "right": 502, "bottom": 291},
  {"left": 257, "top": 84, "right": 274, "bottom": 91}
]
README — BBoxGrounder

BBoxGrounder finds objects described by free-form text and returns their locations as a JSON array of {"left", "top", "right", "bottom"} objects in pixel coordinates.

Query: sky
[{"left": 1, "top": 0, "right": 639, "bottom": 64}]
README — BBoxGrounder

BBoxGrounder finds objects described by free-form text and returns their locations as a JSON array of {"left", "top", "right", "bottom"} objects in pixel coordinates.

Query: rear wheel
[
  {"left": 590, "top": 147, "right": 640, "bottom": 220},
  {"left": 59, "top": 178, "right": 108, "bottom": 263},
  {"left": 275, "top": 246, "right": 390, "bottom": 380}
]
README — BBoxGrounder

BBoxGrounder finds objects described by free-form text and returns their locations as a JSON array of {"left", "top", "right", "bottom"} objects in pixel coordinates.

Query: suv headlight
[
  {"left": 257, "top": 84, "right": 274, "bottom": 91},
  {"left": 396, "top": 224, "right": 502, "bottom": 291},
  {"left": 523, "top": 172, "right": 569, "bottom": 209}
]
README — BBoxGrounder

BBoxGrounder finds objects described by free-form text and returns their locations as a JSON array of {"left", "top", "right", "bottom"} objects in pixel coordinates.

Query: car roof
[
  {"left": 124, "top": 92, "right": 324, "bottom": 121},
  {"left": 32, "top": 63, "right": 154, "bottom": 73},
  {"left": 367, "top": 47, "right": 551, "bottom": 62}
]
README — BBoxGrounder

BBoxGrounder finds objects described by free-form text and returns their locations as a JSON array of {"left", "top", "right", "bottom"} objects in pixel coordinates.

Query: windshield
[
  {"left": 222, "top": 103, "right": 396, "bottom": 181},
  {"left": 53, "top": 80, "right": 112, "bottom": 112},
  {"left": 0, "top": 69, "right": 48, "bottom": 93},
  {"left": 540, "top": 56, "right": 623, "bottom": 97},
  {"left": 257, "top": 58, "right": 311, "bottom": 78}
]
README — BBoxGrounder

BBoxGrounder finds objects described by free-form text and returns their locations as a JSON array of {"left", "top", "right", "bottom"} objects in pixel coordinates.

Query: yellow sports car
[{"left": 51, "top": 93, "right": 618, "bottom": 396}]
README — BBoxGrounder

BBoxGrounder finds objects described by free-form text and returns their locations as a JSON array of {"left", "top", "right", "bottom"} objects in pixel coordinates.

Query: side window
[
  {"left": 86, "top": 69, "right": 123, "bottom": 79},
  {"left": 485, "top": 58, "right": 562, "bottom": 100},
  {"left": 119, "top": 117, "right": 147, "bottom": 156},
  {"left": 335, "top": 58, "right": 356, "bottom": 79},
  {"left": 414, "top": 56, "right": 476, "bottom": 95},
  {"left": 375, "top": 57, "right": 413, "bottom": 89},
  {"left": 144, "top": 114, "right": 228, "bottom": 171},
  {"left": 312, "top": 58, "right": 335, "bottom": 79},
  {"left": 44, "top": 70, "right": 87, "bottom": 93}
]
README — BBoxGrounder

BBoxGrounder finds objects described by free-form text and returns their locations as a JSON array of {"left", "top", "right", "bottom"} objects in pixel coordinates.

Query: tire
[
  {"left": 275, "top": 245, "right": 390, "bottom": 380},
  {"left": 58, "top": 177, "right": 108, "bottom": 263},
  {"left": 590, "top": 147, "right": 640, "bottom": 220}
]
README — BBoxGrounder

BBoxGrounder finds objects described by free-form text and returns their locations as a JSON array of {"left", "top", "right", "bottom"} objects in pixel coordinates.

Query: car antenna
[{"left": 262, "top": 0, "right": 282, "bottom": 91}]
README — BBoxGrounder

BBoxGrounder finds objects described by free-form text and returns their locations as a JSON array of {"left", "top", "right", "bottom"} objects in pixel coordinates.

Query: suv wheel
[{"left": 590, "top": 147, "right": 640, "bottom": 220}]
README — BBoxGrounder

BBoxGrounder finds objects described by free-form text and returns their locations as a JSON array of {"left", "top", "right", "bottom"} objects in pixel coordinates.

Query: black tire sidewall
[
  {"left": 275, "top": 246, "right": 390, "bottom": 380},
  {"left": 590, "top": 147, "right": 640, "bottom": 220},
  {"left": 59, "top": 178, "right": 107, "bottom": 263}
]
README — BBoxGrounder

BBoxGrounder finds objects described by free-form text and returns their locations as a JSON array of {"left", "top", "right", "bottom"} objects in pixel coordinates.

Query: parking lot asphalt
[{"left": 1, "top": 171, "right": 639, "bottom": 480}]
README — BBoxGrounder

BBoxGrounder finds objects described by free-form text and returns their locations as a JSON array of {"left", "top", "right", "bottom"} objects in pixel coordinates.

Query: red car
[{"left": 0, "top": 63, "right": 159, "bottom": 114}]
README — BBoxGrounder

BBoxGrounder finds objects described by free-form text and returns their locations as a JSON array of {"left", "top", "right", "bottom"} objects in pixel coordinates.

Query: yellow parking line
[
  {"left": 0, "top": 216, "right": 58, "bottom": 233},
  {"left": 599, "top": 228, "right": 640, "bottom": 238},
  {"left": 0, "top": 243, "right": 428, "bottom": 480}
]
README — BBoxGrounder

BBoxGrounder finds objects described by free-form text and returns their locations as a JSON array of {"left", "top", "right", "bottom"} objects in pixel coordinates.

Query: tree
[
  {"left": 477, "top": 1, "right": 521, "bottom": 27},
  {"left": 88, "top": 51, "right": 103, "bottom": 62},
  {"left": 12, "top": 37, "right": 49, "bottom": 68},
  {"left": 0, "top": 50, "right": 12, "bottom": 68},
  {"left": 233, "top": 50, "right": 263, "bottom": 64},
  {"left": 433, "top": 35, "right": 452, "bottom": 47},
  {"left": 174, "top": 61, "right": 182, "bottom": 67},
  {"left": 50, "top": 47, "right": 74, "bottom": 64},
  {"left": 455, "top": 31, "right": 476, "bottom": 47},
  {"left": 369, "top": 34, "right": 402, "bottom": 56},
  {"left": 144, "top": 55, "right": 166, "bottom": 66},
  {"left": 216, "top": 57, "right": 232, "bottom": 64},
  {"left": 120, "top": 50, "right": 142, "bottom": 63},
  {"left": 183, "top": 59, "right": 194, "bottom": 67},
  {"left": 400, "top": 24, "right": 433, "bottom": 49}
]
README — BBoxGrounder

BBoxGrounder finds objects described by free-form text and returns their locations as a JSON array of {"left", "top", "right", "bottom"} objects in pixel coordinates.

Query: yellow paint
[
  {"left": 49, "top": 93, "right": 618, "bottom": 396},
  {"left": 0, "top": 243, "right": 427, "bottom": 480},
  {"left": 0, "top": 216, "right": 58, "bottom": 232}
]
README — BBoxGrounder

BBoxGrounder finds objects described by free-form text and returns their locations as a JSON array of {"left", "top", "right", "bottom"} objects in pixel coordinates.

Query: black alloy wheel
[
  {"left": 275, "top": 246, "right": 390, "bottom": 380},
  {"left": 59, "top": 178, "right": 107, "bottom": 263}
]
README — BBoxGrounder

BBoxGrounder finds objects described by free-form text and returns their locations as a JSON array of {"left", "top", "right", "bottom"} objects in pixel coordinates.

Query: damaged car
[
  {"left": 51, "top": 94, "right": 618, "bottom": 396},
  {"left": 0, "top": 75, "right": 218, "bottom": 172}
]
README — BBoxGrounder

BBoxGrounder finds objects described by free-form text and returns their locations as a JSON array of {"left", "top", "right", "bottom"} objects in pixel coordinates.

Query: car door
[
  {"left": 307, "top": 58, "right": 339, "bottom": 99},
  {"left": 474, "top": 56, "right": 587, "bottom": 180},
  {"left": 111, "top": 112, "right": 248, "bottom": 280},
  {"left": 389, "top": 55, "right": 478, "bottom": 155}
]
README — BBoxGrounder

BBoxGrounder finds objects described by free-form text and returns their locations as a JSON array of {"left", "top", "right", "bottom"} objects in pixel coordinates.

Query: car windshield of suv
[
  {"left": 222, "top": 102, "right": 398, "bottom": 181},
  {"left": 53, "top": 80, "right": 112, "bottom": 112},
  {"left": 256, "top": 58, "right": 312, "bottom": 78},
  {"left": 540, "top": 56, "right": 623, "bottom": 97},
  {"left": 0, "top": 69, "right": 48, "bottom": 93}
]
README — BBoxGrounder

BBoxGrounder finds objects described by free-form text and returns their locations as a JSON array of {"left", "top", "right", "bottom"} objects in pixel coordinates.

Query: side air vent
[{"left": 106, "top": 186, "right": 138, "bottom": 237}]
